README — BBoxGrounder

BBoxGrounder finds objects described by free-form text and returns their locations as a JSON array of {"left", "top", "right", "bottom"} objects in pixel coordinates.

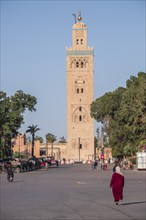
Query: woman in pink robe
[{"left": 110, "top": 166, "right": 124, "bottom": 205}]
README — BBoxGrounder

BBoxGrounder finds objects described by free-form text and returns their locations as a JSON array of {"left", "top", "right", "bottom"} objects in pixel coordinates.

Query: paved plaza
[{"left": 0, "top": 164, "right": 146, "bottom": 220}]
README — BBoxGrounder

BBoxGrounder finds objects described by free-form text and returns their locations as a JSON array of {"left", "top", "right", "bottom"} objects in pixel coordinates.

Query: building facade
[{"left": 66, "top": 13, "right": 94, "bottom": 161}]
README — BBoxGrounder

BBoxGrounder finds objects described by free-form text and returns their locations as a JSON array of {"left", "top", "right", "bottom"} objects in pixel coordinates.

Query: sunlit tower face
[{"left": 66, "top": 12, "right": 94, "bottom": 161}]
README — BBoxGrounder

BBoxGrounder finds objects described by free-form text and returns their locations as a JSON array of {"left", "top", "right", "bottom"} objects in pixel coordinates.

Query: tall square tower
[{"left": 66, "top": 13, "right": 94, "bottom": 161}]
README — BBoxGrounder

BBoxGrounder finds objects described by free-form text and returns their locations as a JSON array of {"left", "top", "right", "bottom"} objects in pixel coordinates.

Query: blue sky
[{"left": 1, "top": 0, "right": 145, "bottom": 142}]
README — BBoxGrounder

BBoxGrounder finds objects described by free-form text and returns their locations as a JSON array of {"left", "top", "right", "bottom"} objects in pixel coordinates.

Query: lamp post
[
  {"left": 96, "top": 127, "right": 100, "bottom": 161},
  {"left": 18, "top": 133, "right": 22, "bottom": 160},
  {"left": 94, "top": 143, "right": 96, "bottom": 161},
  {"left": 10, "top": 133, "right": 13, "bottom": 159},
  {"left": 78, "top": 137, "right": 80, "bottom": 162},
  {"left": 19, "top": 134, "right": 21, "bottom": 160},
  {"left": 78, "top": 137, "right": 82, "bottom": 162}
]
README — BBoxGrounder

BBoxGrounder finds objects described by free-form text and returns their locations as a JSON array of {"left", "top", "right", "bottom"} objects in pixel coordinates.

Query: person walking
[
  {"left": 45, "top": 161, "right": 48, "bottom": 170},
  {"left": 5, "top": 161, "right": 14, "bottom": 182},
  {"left": 113, "top": 160, "right": 119, "bottom": 172},
  {"left": 110, "top": 166, "right": 124, "bottom": 205},
  {"left": 92, "top": 160, "right": 98, "bottom": 171}
]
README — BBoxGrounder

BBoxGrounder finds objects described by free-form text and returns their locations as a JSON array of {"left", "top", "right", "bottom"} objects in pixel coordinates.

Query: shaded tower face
[{"left": 66, "top": 13, "right": 94, "bottom": 161}]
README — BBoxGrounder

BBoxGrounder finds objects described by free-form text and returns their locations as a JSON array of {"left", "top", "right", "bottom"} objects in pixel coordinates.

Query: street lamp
[
  {"left": 96, "top": 127, "right": 100, "bottom": 160},
  {"left": 18, "top": 133, "right": 23, "bottom": 160},
  {"left": 10, "top": 133, "right": 13, "bottom": 159},
  {"left": 78, "top": 137, "right": 82, "bottom": 162},
  {"left": 78, "top": 137, "right": 80, "bottom": 162}
]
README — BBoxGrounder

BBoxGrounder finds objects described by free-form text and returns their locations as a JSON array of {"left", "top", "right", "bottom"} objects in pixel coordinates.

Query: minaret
[{"left": 66, "top": 12, "right": 94, "bottom": 161}]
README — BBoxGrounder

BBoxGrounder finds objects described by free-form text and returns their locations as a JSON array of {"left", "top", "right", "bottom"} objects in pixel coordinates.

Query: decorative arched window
[
  {"left": 76, "top": 39, "right": 79, "bottom": 45},
  {"left": 83, "top": 115, "right": 86, "bottom": 122},
  {"left": 76, "top": 61, "right": 79, "bottom": 68},
  {"left": 72, "top": 107, "right": 88, "bottom": 123},
  {"left": 77, "top": 88, "right": 79, "bottom": 93},
  {"left": 85, "top": 61, "right": 88, "bottom": 68},
  {"left": 70, "top": 61, "right": 75, "bottom": 68},
  {"left": 81, "top": 88, "right": 83, "bottom": 93},
  {"left": 75, "top": 115, "right": 78, "bottom": 122},
  {"left": 81, "top": 61, "right": 84, "bottom": 68},
  {"left": 81, "top": 39, "right": 83, "bottom": 45}
]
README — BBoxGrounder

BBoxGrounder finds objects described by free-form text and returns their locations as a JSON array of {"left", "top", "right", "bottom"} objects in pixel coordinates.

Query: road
[{"left": 1, "top": 164, "right": 146, "bottom": 220}]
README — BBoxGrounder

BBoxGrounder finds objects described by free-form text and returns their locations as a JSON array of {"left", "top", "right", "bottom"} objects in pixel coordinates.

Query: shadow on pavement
[
  {"left": 121, "top": 201, "right": 146, "bottom": 205},
  {"left": 10, "top": 181, "right": 25, "bottom": 183}
]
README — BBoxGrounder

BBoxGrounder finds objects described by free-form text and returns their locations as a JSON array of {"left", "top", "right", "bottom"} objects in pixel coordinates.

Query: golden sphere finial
[{"left": 78, "top": 11, "right": 82, "bottom": 22}]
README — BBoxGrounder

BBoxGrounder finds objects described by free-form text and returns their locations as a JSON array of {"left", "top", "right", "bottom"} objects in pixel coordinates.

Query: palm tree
[
  {"left": 46, "top": 133, "right": 57, "bottom": 157},
  {"left": 26, "top": 125, "right": 40, "bottom": 157}
]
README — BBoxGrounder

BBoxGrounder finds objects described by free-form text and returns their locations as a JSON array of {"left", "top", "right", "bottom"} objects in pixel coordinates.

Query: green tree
[
  {"left": 0, "top": 90, "right": 37, "bottom": 158},
  {"left": 91, "top": 72, "right": 146, "bottom": 157},
  {"left": 26, "top": 125, "right": 40, "bottom": 157},
  {"left": 94, "top": 136, "right": 98, "bottom": 149},
  {"left": 94, "top": 136, "right": 98, "bottom": 159},
  {"left": 35, "top": 136, "right": 43, "bottom": 143},
  {"left": 91, "top": 87, "right": 125, "bottom": 156},
  {"left": 59, "top": 136, "right": 66, "bottom": 143},
  {"left": 123, "top": 143, "right": 137, "bottom": 158},
  {"left": 46, "top": 133, "right": 57, "bottom": 157}
]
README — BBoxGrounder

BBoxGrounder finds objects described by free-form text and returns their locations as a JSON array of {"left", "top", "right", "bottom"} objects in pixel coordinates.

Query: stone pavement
[{"left": 1, "top": 164, "right": 146, "bottom": 220}]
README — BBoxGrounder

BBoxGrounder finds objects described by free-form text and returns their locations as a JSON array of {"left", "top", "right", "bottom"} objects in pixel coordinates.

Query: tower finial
[{"left": 78, "top": 11, "right": 82, "bottom": 22}]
